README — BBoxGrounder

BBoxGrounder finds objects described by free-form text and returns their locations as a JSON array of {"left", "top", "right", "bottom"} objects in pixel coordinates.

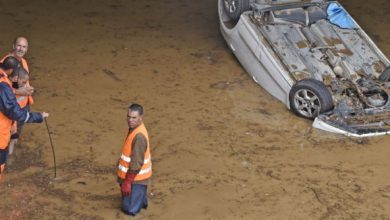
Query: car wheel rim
[
  {"left": 294, "top": 89, "right": 321, "bottom": 118},
  {"left": 224, "top": 0, "right": 237, "bottom": 13}
]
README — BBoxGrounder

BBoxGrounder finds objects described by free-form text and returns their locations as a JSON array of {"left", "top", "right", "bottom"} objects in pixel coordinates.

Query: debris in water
[
  {"left": 77, "top": 181, "right": 87, "bottom": 185},
  {"left": 102, "top": 69, "right": 121, "bottom": 81}
]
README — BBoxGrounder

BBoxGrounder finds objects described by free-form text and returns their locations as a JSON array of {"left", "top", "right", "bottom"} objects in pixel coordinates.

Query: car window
[
  {"left": 272, "top": 6, "right": 327, "bottom": 25},
  {"left": 273, "top": 8, "right": 306, "bottom": 24},
  {"left": 308, "top": 6, "right": 327, "bottom": 24}
]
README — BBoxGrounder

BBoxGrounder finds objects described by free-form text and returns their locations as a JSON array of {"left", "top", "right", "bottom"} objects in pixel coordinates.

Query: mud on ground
[{"left": 1, "top": 0, "right": 390, "bottom": 219}]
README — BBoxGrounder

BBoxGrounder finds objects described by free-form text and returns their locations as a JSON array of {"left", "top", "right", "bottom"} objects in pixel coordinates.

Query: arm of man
[
  {"left": 0, "top": 83, "right": 42, "bottom": 123},
  {"left": 14, "top": 86, "right": 33, "bottom": 96},
  {"left": 129, "top": 133, "right": 147, "bottom": 174}
]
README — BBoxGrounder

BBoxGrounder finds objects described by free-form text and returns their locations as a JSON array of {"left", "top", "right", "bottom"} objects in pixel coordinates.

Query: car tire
[
  {"left": 289, "top": 79, "right": 334, "bottom": 119},
  {"left": 223, "top": 0, "right": 251, "bottom": 22},
  {"left": 379, "top": 66, "right": 390, "bottom": 82}
]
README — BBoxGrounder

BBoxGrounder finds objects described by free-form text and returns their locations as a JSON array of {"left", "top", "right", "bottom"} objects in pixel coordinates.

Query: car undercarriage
[{"left": 219, "top": 0, "right": 390, "bottom": 136}]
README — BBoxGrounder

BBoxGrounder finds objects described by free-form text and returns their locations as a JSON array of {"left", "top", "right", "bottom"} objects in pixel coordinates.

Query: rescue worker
[
  {"left": 0, "top": 56, "right": 48, "bottom": 182},
  {"left": 1, "top": 36, "right": 34, "bottom": 103},
  {"left": 1, "top": 37, "right": 34, "bottom": 156},
  {"left": 8, "top": 67, "right": 31, "bottom": 155},
  {"left": 117, "top": 103, "right": 152, "bottom": 216}
]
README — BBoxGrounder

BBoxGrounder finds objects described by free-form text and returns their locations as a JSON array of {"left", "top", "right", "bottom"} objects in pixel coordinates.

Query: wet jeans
[
  {"left": 0, "top": 148, "right": 8, "bottom": 165},
  {"left": 0, "top": 148, "right": 8, "bottom": 180},
  {"left": 122, "top": 184, "right": 148, "bottom": 216}
]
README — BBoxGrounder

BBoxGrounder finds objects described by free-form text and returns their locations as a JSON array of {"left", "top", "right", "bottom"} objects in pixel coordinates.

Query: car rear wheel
[
  {"left": 289, "top": 79, "right": 334, "bottom": 119},
  {"left": 223, "top": 0, "right": 250, "bottom": 22},
  {"left": 379, "top": 66, "right": 390, "bottom": 82}
]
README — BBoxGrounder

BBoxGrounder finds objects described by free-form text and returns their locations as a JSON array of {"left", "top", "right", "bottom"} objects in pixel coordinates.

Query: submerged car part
[
  {"left": 218, "top": 0, "right": 390, "bottom": 136},
  {"left": 289, "top": 79, "right": 333, "bottom": 119},
  {"left": 223, "top": 0, "right": 251, "bottom": 21}
]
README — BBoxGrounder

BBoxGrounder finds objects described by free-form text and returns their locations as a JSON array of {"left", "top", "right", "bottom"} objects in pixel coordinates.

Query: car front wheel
[
  {"left": 223, "top": 0, "right": 250, "bottom": 21},
  {"left": 289, "top": 79, "right": 334, "bottom": 119}
]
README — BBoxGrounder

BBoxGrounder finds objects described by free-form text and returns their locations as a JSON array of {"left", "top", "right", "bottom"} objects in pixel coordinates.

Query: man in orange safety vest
[
  {"left": 0, "top": 57, "right": 49, "bottom": 182},
  {"left": 117, "top": 103, "right": 152, "bottom": 216},
  {"left": 8, "top": 67, "right": 31, "bottom": 155}
]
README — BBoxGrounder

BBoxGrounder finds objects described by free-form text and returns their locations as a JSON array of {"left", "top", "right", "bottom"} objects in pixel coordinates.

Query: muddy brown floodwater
[{"left": 1, "top": 0, "right": 390, "bottom": 219}]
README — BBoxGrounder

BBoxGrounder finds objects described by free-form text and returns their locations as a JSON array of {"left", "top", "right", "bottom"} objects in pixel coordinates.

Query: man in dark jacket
[{"left": 0, "top": 56, "right": 49, "bottom": 182}]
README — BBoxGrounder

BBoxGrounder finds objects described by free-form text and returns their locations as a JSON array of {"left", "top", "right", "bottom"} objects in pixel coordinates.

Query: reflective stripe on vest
[
  {"left": 117, "top": 123, "right": 152, "bottom": 181},
  {"left": 120, "top": 154, "right": 151, "bottom": 164},
  {"left": 120, "top": 154, "right": 131, "bottom": 163},
  {"left": 16, "top": 95, "right": 28, "bottom": 108},
  {"left": 118, "top": 164, "right": 128, "bottom": 173},
  {"left": 17, "top": 96, "right": 27, "bottom": 102},
  {"left": 138, "top": 165, "right": 152, "bottom": 175},
  {"left": 117, "top": 156, "right": 151, "bottom": 172},
  {"left": 144, "top": 156, "right": 151, "bottom": 164}
]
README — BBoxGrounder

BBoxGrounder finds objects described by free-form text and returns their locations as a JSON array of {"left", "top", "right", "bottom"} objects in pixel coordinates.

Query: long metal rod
[{"left": 44, "top": 118, "right": 57, "bottom": 178}]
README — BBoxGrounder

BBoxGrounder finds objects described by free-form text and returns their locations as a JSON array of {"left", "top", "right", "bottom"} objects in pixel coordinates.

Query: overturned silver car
[{"left": 219, "top": 0, "right": 390, "bottom": 137}]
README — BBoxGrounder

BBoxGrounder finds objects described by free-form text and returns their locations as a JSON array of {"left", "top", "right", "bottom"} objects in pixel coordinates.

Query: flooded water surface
[{"left": 0, "top": 0, "right": 390, "bottom": 219}]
